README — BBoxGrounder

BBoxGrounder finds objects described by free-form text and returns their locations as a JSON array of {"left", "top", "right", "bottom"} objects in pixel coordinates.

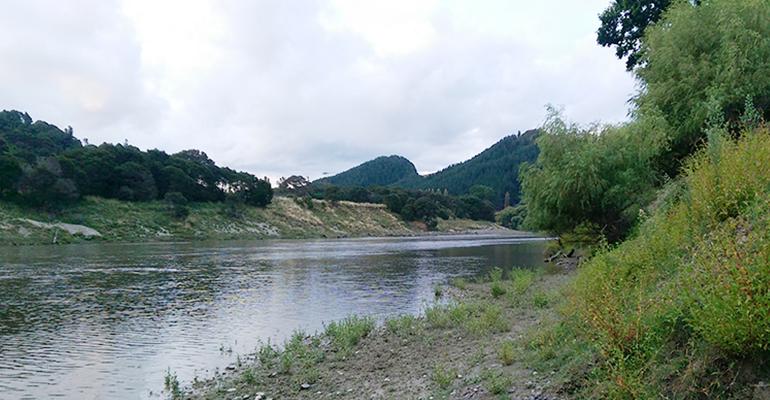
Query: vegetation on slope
[
  {"left": 521, "top": 0, "right": 770, "bottom": 241},
  {"left": 407, "top": 130, "right": 539, "bottom": 208},
  {"left": 302, "top": 185, "right": 497, "bottom": 229},
  {"left": 529, "top": 127, "right": 770, "bottom": 398},
  {"left": 517, "top": 0, "right": 770, "bottom": 397},
  {"left": 314, "top": 155, "right": 419, "bottom": 187},
  {"left": 315, "top": 130, "right": 539, "bottom": 209}
]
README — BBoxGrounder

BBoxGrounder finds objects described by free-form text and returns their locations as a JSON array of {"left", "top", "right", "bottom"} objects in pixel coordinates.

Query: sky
[{"left": 0, "top": 0, "right": 637, "bottom": 181}]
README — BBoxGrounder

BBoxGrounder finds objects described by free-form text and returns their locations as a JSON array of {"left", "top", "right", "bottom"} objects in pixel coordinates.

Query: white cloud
[{"left": 0, "top": 0, "right": 635, "bottom": 181}]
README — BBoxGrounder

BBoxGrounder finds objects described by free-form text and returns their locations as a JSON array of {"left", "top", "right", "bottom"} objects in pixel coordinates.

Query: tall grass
[
  {"left": 324, "top": 316, "right": 375, "bottom": 354},
  {"left": 534, "top": 127, "right": 770, "bottom": 398}
]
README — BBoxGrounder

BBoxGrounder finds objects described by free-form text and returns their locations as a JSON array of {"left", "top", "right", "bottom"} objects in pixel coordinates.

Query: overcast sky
[{"left": 0, "top": 0, "right": 636, "bottom": 180}]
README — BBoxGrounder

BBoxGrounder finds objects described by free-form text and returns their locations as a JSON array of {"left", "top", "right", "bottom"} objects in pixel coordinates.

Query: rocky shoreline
[{"left": 179, "top": 266, "right": 573, "bottom": 400}]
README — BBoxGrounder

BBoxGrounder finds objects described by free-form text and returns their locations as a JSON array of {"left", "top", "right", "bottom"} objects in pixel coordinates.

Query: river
[{"left": 0, "top": 234, "right": 548, "bottom": 399}]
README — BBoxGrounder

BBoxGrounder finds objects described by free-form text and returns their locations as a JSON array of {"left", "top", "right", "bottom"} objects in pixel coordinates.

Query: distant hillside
[
  {"left": 411, "top": 129, "right": 539, "bottom": 206},
  {"left": 315, "top": 130, "right": 539, "bottom": 208},
  {"left": 316, "top": 155, "right": 419, "bottom": 187}
]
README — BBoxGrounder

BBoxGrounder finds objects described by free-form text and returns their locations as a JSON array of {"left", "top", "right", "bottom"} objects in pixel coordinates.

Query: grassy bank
[
  {"left": 526, "top": 128, "right": 770, "bottom": 399},
  {"left": 0, "top": 196, "right": 505, "bottom": 245},
  {"left": 181, "top": 266, "right": 571, "bottom": 400}
]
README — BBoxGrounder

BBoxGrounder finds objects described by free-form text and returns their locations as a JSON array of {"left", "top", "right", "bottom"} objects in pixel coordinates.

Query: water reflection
[{"left": 0, "top": 234, "right": 547, "bottom": 400}]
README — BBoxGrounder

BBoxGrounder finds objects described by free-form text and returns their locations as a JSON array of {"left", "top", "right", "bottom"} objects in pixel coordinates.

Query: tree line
[
  {"left": 0, "top": 110, "right": 273, "bottom": 211},
  {"left": 279, "top": 177, "right": 496, "bottom": 229}
]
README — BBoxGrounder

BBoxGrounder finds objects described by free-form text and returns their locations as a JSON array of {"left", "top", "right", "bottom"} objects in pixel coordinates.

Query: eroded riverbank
[
  {"left": 183, "top": 266, "right": 572, "bottom": 400},
  {"left": 0, "top": 196, "right": 512, "bottom": 246}
]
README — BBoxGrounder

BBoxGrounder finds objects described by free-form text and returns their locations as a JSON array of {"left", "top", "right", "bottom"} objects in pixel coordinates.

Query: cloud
[{"left": 0, "top": 0, "right": 635, "bottom": 181}]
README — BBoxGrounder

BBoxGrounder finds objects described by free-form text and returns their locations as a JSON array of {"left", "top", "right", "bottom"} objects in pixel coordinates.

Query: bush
[
  {"left": 490, "top": 282, "right": 506, "bottom": 298},
  {"left": 164, "top": 191, "right": 189, "bottom": 219},
  {"left": 324, "top": 316, "right": 375, "bottom": 353},
  {"left": 520, "top": 108, "right": 664, "bottom": 240},
  {"left": 498, "top": 340, "right": 515, "bottom": 366},
  {"left": 556, "top": 127, "right": 770, "bottom": 397},
  {"left": 637, "top": 0, "right": 770, "bottom": 176},
  {"left": 509, "top": 269, "right": 535, "bottom": 296},
  {"left": 385, "top": 314, "right": 421, "bottom": 337},
  {"left": 496, "top": 204, "right": 527, "bottom": 229},
  {"left": 431, "top": 364, "right": 457, "bottom": 390}
]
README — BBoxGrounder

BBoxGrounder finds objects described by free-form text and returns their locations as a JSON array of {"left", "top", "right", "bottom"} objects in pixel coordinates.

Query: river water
[{"left": 0, "top": 234, "right": 548, "bottom": 399}]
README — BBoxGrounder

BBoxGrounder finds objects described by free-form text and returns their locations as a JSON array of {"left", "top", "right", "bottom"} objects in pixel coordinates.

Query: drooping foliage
[
  {"left": 538, "top": 127, "right": 770, "bottom": 398},
  {"left": 523, "top": 0, "right": 770, "bottom": 239},
  {"left": 524, "top": 0, "right": 770, "bottom": 396},
  {"left": 520, "top": 108, "right": 666, "bottom": 239},
  {"left": 637, "top": 0, "right": 770, "bottom": 175},
  {"left": 0, "top": 110, "right": 273, "bottom": 209}
]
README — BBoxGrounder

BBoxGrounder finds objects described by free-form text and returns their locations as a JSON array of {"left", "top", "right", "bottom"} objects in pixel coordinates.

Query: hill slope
[
  {"left": 410, "top": 129, "right": 539, "bottom": 206},
  {"left": 315, "top": 130, "right": 539, "bottom": 208},
  {"left": 315, "top": 155, "right": 419, "bottom": 187}
]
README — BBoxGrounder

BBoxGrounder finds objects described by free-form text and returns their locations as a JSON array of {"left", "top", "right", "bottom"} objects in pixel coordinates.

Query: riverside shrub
[{"left": 550, "top": 127, "right": 770, "bottom": 397}]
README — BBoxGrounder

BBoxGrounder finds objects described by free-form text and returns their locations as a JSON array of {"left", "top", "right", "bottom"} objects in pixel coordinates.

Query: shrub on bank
[{"left": 536, "top": 127, "right": 770, "bottom": 398}]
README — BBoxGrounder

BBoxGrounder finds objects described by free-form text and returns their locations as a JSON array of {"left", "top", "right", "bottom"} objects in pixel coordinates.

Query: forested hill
[
  {"left": 315, "top": 155, "right": 419, "bottom": 187},
  {"left": 315, "top": 129, "right": 539, "bottom": 208},
  {"left": 411, "top": 129, "right": 539, "bottom": 206},
  {"left": 0, "top": 110, "right": 273, "bottom": 209}
]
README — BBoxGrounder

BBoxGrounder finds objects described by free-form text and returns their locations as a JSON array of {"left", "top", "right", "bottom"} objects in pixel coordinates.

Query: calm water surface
[{"left": 0, "top": 234, "right": 548, "bottom": 400}]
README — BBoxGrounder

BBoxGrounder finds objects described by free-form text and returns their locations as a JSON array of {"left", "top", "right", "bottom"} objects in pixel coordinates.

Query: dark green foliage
[
  {"left": 0, "top": 110, "right": 81, "bottom": 162},
  {"left": 0, "top": 155, "right": 22, "bottom": 197},
  {"left": 496, "top": 204, "right": 527, "bottom": 230},
  {"left": 309, "top": 184, "right": 495, "bottom": 223},
  {"left": 0, "top": 110, "right": 272, "bottom": 209},
  {"left": 458, "top": 195, "right": 495, "bottom": 221},
  {"left": 636, "top": 0, "right": 770, "bottom": 176},
  {"left": 164, "top": 192, "right": 189, "bottom": 219},
  {"left": 520, "top": 108, "right": 664, "bottom": 240},
  {"left": 468, "top": 184, "right": 494, "bottom": 202},
  {"left": 314, "top": 131, "right": 539, "bottom": 209},
  {"left": 276, "top": 175, "right": 311, "bottom": 196},
  {"left": 597, "top": 0, "right": 676, "bottom": 70},
  {"left": 17, "top": 158, "right": 79, "bottom": 208},
  {"left": 226, "top": 173, "right": 273, "bottom": 207},
  {"left": 317, "top": 155, "right": 419, "bottom": 187},
  {"left": 409, "top": 130, "right": 539, "bottom": 208},
  {"left": 115, "top": 161, "right": 157, "bottom": 201}
]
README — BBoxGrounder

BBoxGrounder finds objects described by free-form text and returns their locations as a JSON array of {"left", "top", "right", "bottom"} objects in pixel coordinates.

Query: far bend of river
[{"left": 0, "top": 234, "right": 549, "bottom": 400}]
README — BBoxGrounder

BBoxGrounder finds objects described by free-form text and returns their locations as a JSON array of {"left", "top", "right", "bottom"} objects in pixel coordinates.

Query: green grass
[
  {"left": 449, "top": 277, "right": 468, "bottom": 290},
  {"left": 431, "top": 363, "right": 457, "bottom": 390},
  {"left": 385, "top": 314, "right": 421, "bottom": 337},
  {"left": 481, "top": 369, "right": 512, "bottom": 395},
  {"left": 164, "top": 369, "right": 182, "bottom": 400},
  {"left": 425, "top": 301, "right": 509, "bottom": 335},
  {"left": 498, "top": 340, "right": 515, "bottom": 366},
  {"left": 0, "top": 196, "right": 418, "bottom": 245},
  {"left": 324, "top": 316, "right": 375, "bottom": 354}
]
